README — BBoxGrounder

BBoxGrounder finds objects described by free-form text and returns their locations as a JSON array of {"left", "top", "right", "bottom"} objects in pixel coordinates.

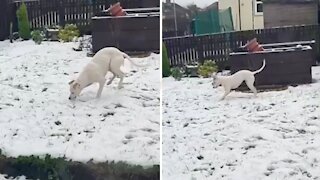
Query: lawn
[
  {"left": 162, "top": 67, "right": 320, "bottom": 179},
  {"left": 0, "top": 40, "right": 160, "bottom": 169}
]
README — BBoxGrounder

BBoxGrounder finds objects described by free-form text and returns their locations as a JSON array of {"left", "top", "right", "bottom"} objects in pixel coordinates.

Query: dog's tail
[
  {"left": 253, "top": 59, "right": 266, "bottom": 74},
  {"left": 122, "top": 52, "right": 148, "bottom": 67}
]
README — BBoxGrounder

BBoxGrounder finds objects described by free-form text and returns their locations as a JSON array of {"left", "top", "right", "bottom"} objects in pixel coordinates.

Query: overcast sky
[{"left": 163, "top": 0, "right": 218, "bottom": 8}]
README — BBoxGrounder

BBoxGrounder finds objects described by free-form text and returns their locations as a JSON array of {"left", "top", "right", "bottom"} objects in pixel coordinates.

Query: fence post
[
  {"left": 58, "top": 0, "right": 65, "bottom": 27},
  {"left": 197, "top": 37, "right": 204, "bottom": 64}
]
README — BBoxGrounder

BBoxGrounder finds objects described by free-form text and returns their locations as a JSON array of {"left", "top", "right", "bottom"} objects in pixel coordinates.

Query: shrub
[
  {"left": 31, "top": 30, "right": 44, "bottom": 44},
  {"left": 198, "top": 60, "right": 218, "bottom": 78},
  {"left": 58, "top": 24, "right": 80, "bottom": 42},
  {"left": 162, "top": 43, "right": 171, "bottom": 77},
  {"left": 16, "top": 2, "right": 31, "bottom": 40},
  {"left": 171, "top": 67, "right": 182, "bottom": 81}
]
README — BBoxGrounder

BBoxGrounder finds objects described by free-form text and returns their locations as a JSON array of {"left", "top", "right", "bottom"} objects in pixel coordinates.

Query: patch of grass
[{"left": 0, "top": 153, "right": 159, "bottom": 180}]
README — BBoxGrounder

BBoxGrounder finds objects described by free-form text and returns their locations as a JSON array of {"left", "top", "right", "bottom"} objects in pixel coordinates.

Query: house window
[{"left": 255, "top": 0, "right": 263, "bottom": 15}]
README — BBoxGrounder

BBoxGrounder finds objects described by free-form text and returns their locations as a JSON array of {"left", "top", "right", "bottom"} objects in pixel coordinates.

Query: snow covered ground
[
  {"left": 0, "top": 174, "right": 26, "bottom": 180},
  {"left": 0, "top": 40, "right": 160, "bottom": 166},
  {"left": 163, "top": 67, "right": 320, "bottom": 179}
]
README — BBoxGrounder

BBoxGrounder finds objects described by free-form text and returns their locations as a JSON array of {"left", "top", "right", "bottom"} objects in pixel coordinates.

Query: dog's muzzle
[
  {"left": 212, "top": 82, "right": 219, "bottom": 88},
  {"left": 69, "top": 95, "right": 76, "bottom": 100}
]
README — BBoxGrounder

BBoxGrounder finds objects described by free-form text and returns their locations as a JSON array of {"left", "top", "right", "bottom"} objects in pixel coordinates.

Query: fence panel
[
  {"left": 1, "top": 0, "right": 159, "bottom": 40},
  {"left": 0, "top": 0, "right": 9, "bottom": 40},
  {"left": 163, "top": 25, "right": 320, "bottom": 70}
]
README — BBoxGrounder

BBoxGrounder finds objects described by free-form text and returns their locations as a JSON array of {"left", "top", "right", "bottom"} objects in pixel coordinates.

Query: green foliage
[
  {"left": 16, "top": 2, "right": 31, "bottom": 40},
  {"left": 0, "top": 153, "right": 159, "bottom": 180},
  {"left": 198, "top": 60, "right": 218, "bottom": 78},
  {"left": 31, "top": 30, "right": 44, "bottom": 44},
  {"left": 58, "top": 24, "right": 80, "bottom": 42},
  {"left": 162, "top": 43, "right": 171, "bottom": 77},
  {"left": 171, "top": 67, "right": 182, "bottom": 81},
  {"left": 13, "top": 154, "right": 71, "bottom": 180}
]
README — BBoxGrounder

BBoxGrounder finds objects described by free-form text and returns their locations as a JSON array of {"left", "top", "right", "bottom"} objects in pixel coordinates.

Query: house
[
  {"left": 262, "top": 0, "right": 318, "bottom": 28},
  {"left": 162, "top": 0, "right": 192, "bottom": 37},
  {"left": 219, "top": 0, "right": 264, "bottom": 30}
]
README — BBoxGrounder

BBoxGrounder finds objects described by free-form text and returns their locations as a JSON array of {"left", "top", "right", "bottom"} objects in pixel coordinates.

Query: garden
[{"left": 0, "top": 1, "right": 160, "bottom": 179}]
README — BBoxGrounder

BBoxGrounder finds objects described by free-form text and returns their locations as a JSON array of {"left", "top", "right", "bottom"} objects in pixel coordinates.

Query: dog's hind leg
[
  {"left": 245, "top": 78, "right": 257, "bottom": 97},
  {"left": 107, "top": 72, "right": 116, "bottom": 85},
  {"left": 113, "top": 69, "right": 125, "bottom": 89},
  {"left": 96, "top": 78, "right": 107, "bottom": 98}
]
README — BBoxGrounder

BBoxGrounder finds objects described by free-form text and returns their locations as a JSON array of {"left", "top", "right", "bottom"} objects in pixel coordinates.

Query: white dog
[
  {"left": 68, "top": 47, "right": 145, "bottom": 100},
  {"left": 212, "top": 59, "right": 266, "bottom": 100}
]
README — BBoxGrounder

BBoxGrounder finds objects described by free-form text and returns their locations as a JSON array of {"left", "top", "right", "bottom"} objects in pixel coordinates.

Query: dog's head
[
  {"left": 211, "top": 72, "right": 221, "bottom": 88},
  {"left": 68, "top": 80, "right": 82, "bottom": 100}
]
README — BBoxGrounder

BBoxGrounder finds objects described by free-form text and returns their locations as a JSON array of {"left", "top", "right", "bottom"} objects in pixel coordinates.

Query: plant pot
[
  {"left": 110, "top": 2, "right": 126, "bottom": 16},
  {"left": 245, "top": 38, "right": 264, "bottom": 52}
]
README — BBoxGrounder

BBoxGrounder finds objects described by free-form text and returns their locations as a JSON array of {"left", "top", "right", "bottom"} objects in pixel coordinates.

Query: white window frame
[{"left": 255, "top": 0, "right": 263, "bottom": 15}]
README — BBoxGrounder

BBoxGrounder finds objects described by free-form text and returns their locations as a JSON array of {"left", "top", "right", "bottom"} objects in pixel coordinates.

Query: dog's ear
[
  {"left": 72, "top": 83, "right": 80, "bottom": 89},
  {"left": 68, "top": 80, "right": 75, "bottom": 85}
]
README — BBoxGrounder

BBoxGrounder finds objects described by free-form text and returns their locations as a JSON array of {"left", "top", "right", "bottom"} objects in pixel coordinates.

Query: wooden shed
[{"left": 263, "top": 0, "right": 318, "bottom": 28}]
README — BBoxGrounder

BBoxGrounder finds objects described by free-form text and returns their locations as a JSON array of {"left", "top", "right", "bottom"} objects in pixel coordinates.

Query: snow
[
  {"left": 162, "top": 67, "right": 320, "bottom": 179},
  {"left": 0, "top": 40, "right": 160, "bottom": 166},
  {"left": 0, "top": 174, "right": 26, "bottom": 180}
]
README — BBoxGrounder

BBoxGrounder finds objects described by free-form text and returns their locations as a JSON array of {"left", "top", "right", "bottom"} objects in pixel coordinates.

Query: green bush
[
  {"left": 0, "top": 153, "right": 159, "bottom": 180},
  {"left": 31, "top": 30, "right": 44, "bottom": 44},
  {"left": 16, "top": 2, "right": 31, "bottom": 40},
  {"left": 13, "top": 155, "right": 71, "bottom": 180},
  {"left": 198, "top": 60, "right": 218, "bottom": 78},
  {"left": 58, "top": 24, "right": 80, "bottom": 42},
  {"left": 171, "top": 67, "right": 182, "bottom": 81},
  {"left": 162, "top": 43, "right": 171, "bottom": 77}
]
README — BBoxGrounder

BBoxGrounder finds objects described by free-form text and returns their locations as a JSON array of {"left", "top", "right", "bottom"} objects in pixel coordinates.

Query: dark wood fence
[
  {"left": 0, "top": 0, "right": 159, "bottom": 40},
  {"left": 163, "top": 25, "right": 320, "bottom": 69}
]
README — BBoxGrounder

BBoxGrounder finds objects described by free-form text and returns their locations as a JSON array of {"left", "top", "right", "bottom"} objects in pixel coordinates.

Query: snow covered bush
[
  {"left": 31, "top": 30, "right": 44, "bottom": 44},
  {"left": 16, "top": 2, "right": 31, "bottom": 40},
  {"left": 198, "top": 60, "right": 218, "bottom": 78},
  {"left": 58, "top": 24, "right": 80, "bottom": 42},
  {"left": 171, "top": 67, "right": 182, "bottom": 81},
  {"left": 162, "top": 43, "right": 171, "bottom": 77}
]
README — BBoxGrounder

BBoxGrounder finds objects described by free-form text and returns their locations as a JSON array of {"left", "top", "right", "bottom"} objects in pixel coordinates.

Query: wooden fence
[
  {"left": 0, "top": 0, "right": 159, "bottom": 40},
  {"left": 163, "top": 25, "right": 320, "bottom": 69}
]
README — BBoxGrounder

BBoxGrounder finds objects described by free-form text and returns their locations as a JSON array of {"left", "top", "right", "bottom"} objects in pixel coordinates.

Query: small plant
[
  {"left": 162, "top": 43, "right": 171, "bottom": 77},
  {"left": 171, "top": 67, "right": 182, "bottom": 81},
  {"left": 58, "top": 24, "right": 80, "bottom": 42},
  {"left": 198, "top": 60, "right": 218, "bottom": 78},
  {"left": 31, "top": 30, "right": 44, "bottom": 44},
  {"left": 16, "top": 2, "right": 31, "bottom": 40}
]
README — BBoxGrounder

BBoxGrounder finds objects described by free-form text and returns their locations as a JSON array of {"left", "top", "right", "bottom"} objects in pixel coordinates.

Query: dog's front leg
[
  {"left": 107, "top": 73, "right": 116, "bottom": 85},
  {"left": 220, "top": 88, "right": 231, "bottom": 101},
  {"left": 96, "top": 79, "right": 106, "bottom": 98},
  {"left": 118, "top": 76, "right": 124, "bottom": 89}
]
